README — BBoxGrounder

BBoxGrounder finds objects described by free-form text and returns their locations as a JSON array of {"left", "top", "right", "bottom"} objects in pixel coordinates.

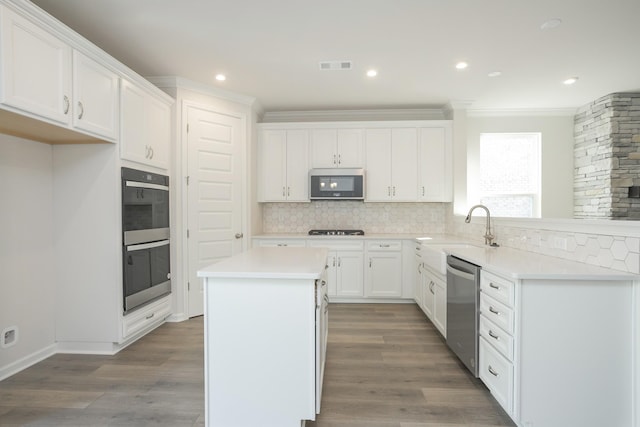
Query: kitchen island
[{"left": 197, "top": 247, "right": 329, "bottom": 427}]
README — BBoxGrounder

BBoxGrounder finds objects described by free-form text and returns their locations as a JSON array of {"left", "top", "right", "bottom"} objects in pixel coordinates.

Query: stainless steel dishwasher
[{"left": 446, "top": 255, "right": 481, "bottom": 377}]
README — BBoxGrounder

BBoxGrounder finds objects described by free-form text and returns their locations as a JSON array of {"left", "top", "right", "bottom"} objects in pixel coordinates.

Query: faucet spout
[{"left": 465, "top": 204, "right": 495, "bottom": 246}]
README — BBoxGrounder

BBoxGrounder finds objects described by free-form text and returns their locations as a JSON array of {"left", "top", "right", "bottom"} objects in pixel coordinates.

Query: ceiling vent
[{"left": 319, "top": 60, "right": 352, "bottom": 71}]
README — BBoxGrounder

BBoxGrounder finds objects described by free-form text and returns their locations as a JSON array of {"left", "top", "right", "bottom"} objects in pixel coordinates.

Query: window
[{"left": 476, "top": 133, "right": 541, "bottom": 218}]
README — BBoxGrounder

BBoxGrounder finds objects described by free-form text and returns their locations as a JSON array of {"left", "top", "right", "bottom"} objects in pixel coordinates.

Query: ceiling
[{"left": 31, "top": 0, "right": 640, "bottom": 113}]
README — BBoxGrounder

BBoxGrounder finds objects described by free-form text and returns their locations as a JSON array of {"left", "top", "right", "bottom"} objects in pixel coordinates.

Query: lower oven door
[{"left": 123, "top": 239, "right": 171, "bottom": 314}]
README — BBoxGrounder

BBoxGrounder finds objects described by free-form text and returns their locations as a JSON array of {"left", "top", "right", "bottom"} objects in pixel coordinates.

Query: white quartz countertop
[
  {"left": 197, "top": 247, "right": 328, "bottom": 280},
  {"left": 252, "top": 233, "right": 426, "bottom": 240},
  {"left": 445, "top": 245, "right": 638, "bottom": 281}
]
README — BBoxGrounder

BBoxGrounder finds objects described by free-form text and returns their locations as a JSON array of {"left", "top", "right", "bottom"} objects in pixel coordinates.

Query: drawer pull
[
  {"left": 145, "top": 313, "right": 155, "bottom": 320},
  {"left": 379, "top": 244, "right": 390, "bottom": 248},
  {"left": 277, "top": 243, "right": 288, "bottom": 247},
  {"left": 489, "top": 306, "right": 501, "bottom": 316},
  {"left": 489, "top": 282, "right": 500, "bottom": 290},
  {"left": 488, "top": 365, "right": 499, "bottom": 377},
  {"left": 488, "top": 330, "right": 500, "bottom": 340}
]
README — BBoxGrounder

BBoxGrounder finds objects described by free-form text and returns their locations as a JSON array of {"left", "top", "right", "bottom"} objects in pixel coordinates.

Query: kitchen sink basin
[{"left": 420, "top": 243, "right": 479, "bottom": 275}]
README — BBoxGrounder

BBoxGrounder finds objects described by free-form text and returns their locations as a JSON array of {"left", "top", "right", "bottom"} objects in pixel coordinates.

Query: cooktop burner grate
[{"left": 308, "top": 229, "right": 365, "bottom": 236}]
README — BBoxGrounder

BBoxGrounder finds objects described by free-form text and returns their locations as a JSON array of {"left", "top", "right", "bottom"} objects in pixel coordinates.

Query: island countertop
[{"left": 197, "top": 246, "right": 329, "bottom": 280}]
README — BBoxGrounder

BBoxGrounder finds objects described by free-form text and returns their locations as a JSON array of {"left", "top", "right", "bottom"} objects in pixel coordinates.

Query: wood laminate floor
[{"left": 0, "top": 303, "right": 515, "bottom": 427}]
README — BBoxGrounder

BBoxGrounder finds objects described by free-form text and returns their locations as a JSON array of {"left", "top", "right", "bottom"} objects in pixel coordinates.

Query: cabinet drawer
[
  {"left": 122, "top": 296, "right": 171, "bottom": 339},
  {"left": 480, "top": 292, "right": 514, "bottom": 334},
  {"left": 479, "top": 337, "right": 513, "bottom": 415},
  {"left": 308, "top": 240, "right": 364, "bottom": 251},
  {"left": 256, "top": 239, "right": 306, "bottom": 248},
  {"left": 367, "top": 240, "right": 401, "bottom": 251},
  {"left": 481, "top": 270, "right": 514, "bottom": 306},
  {"left": 479, "top": 315, "right": 514, "bottom": 360}
]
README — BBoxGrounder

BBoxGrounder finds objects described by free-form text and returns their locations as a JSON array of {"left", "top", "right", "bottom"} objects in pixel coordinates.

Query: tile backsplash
[{"left": 262, "top": 201, "right": 447, "bottom": 234}]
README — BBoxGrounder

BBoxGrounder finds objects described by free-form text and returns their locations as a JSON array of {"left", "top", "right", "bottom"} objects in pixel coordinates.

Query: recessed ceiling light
[
  {"left": 366, "top": 69, "right": 378, "bottom": 77},
  {"left": 563, "top": 77, "right": 579, "bottom": 85},
  {"left": 541, "top": 18, "right": 562, "bottom": 30},
  {"left": 215, "top": 74, "right": 226, "bottom": 81},
  {"left": 455, "top": 62, "right": 468, "bottom": 70},
  {"left": 488, "top": 71, "right": 502, "bottom": 77}
]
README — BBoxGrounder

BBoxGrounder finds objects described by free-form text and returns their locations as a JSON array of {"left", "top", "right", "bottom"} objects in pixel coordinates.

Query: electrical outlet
[{"left": 2, "top": 326, "right": 18, "bottom": 348}]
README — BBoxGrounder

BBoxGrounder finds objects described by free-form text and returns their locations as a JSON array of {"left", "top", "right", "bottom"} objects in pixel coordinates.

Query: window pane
[
  {"left": 480, "top": 133, "right": 540, "bottom": 193},
  {"left": 480, "top": 195, "right": 534, "bottom": 218}
]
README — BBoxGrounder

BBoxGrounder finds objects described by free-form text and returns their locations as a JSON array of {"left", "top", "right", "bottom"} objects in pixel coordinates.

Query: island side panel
[
  {"left": 517, "top": 279, "right": 634, "bottom": 427},
  {"left": 204, "top": 276, "right": 316, "bottom": 427}
]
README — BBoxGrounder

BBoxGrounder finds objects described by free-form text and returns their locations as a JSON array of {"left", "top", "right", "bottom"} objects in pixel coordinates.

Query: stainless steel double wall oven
[{"left": 121, "top": 167, "right": 171, "bottom": 314}]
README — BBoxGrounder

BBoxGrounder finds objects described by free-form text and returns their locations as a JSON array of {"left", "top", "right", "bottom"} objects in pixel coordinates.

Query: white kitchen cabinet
[
  {"left": 418, "top": 126, "right": 452, "bottom": 202},
  {"left": 414, "top": 243, "right": 424, "bottom": 305},
  {"left": 365, "top": 127, "right": 418, "bottom": 201},
  {"left": 0, "top": 5, "right": 119, "bottom": 142},
  {"left": 478, "top": 269, "right": 636, "bottom": 427},
  {"left": 72, "top": 50, "right": 120, "bottom": 141},
  {"left": 120, "top": 79, "right": 171, "bottom": 170},
  {"left": 308, "top": 240, "right": 364, "bottom": 299},
  {"left": 310, "top": 128, "right": 364, "bottom": 168},
  {"left": 421, "top": 266, "right": 446, "bottom": 336},
  {"left": 365, "top": 241, "right": 402, "bottom": 298},
  {"left": 258, "top": 128, "right": 309, "bottom": 201}
]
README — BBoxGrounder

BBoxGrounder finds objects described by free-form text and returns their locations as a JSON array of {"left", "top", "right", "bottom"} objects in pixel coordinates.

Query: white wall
[
  {"left": 464, "top": 114, "right": 574, "bottom": 218},
  {"left": 0, "top": 135, "right": 56, "bottom": 379}
]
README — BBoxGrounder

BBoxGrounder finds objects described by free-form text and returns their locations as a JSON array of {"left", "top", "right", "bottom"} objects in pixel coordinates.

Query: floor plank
[{"left": 0, "top": 303, "right": 514, "bottom": 427}]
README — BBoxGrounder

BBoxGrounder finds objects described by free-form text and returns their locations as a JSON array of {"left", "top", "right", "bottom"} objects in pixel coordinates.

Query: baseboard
[
  {"left": 166, "top": 312, "right": 189, "bottom": 322},
  {"left": 0, "top": 343, "right": 57, "bottom": 381},
  {"left": 328, "top": 298, "right": 416, "bottom": 304}
]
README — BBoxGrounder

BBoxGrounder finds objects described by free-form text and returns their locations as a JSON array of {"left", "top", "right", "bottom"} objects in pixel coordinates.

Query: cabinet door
[
  {"left": 366, "top": 252, "right": 402, "bottom": 298},
  {"left": 72, "top": 50, "right": 119, "bottom": 141},
  {"left": 433, "top": 279, "right": 447, "bottom": 336},
  {"left": 336, "top": 129, "right": 364, "bottom": 167},
  {"left": 285, "top": 130, "right": 309, "bottom": 201},
  {"left": 336, "top": 251, "right": 364, "bottom": 297},
  {"left": 146, "top": 96, "right": 170, "bottom": 169},
  {"left": 310, "top": 129, "right": 337, "bottom": 168},
  {"left": 0, "top": 6, "right": 72, "bottom": 124},
  {"left": 422, "top": 272, "right": 435, "bottom": 320},
  {"left": 390, "top": 128, "right": 418, "bottom": 201},
  {"left": 120, "top": 80, "right": 148, "bottom": 163},
  {"left": 259, "top": 130, "right": 287, "bottom": 201},
  {"left": 365, "top": 128, "right": 392, "bottom": 201},
  {"left": 326, "top": 252, "right": 338, "bottom": 297},
  {"left": 418, "top": 127, "right": 451, "bottom": 202}
]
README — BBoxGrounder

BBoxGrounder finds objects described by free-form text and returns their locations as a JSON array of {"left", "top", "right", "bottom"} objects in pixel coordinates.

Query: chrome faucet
[{"left": 465, "top": 204, "right": 496, "bottom": 246}]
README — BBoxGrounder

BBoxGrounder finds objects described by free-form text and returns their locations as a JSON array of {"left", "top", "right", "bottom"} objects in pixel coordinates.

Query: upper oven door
[{"left": 122, "top": 168, "right": 169, "bottom": 245}]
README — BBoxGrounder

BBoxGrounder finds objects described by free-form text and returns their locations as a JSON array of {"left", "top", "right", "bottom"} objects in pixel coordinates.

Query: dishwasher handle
[{"left": 446, "top": 264, "right": 476, "bottom": 281}]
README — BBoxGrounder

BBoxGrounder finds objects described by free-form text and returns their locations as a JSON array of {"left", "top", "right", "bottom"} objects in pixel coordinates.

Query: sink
[{"left": 420, "top": 243, "right": 479, "bottom": 275}]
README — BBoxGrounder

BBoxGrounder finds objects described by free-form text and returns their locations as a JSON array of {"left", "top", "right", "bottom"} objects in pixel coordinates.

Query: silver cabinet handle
[
  {"left": 287, "top": 187, "right": 290, "bottom": 197},
  {"left": 332, "top": 257, "right": 336, "bottom": 267},
  {"left": 369, "top": 258, "right": 372, "bottom": 267},
  {"left": 333, "top": 154, "right": 337, "bottom": 165},
  {"left": 63, "top": 95, "right": 70, "bottom": 114},
  {"left": 415, "top": 245, "right": 421, "bottom": 251},
  {"left": 393, "top": 186, "right": 396, "bottom": 196},
  {"left": 235, "top": 233, "right": 243, "bottom": 239},
  {"left": 149, "top": 147, "right": 154, "bottom": 159},
  {"left": 276, "top": 243, "right": 287, "bottom": 247},
  {"left": 489, "top": 306, "right": 500, "bottom": 315},
  {"left": 379, "top": 244, "right": 390, "bottom": 248},
  {"left": 489, "top": 282, "right": 500, "bottom": 290},
  {"left": 388, "top": 187, "right": 391, "bottom": 196},
  {"left": 77, "top": 101, "right": 84, "bottom": 119},
  {"left": 429, "top": 281, "right": 435, "bottom": 294},
  {"left": 488, "top": 366, "right": 499, "bottom": 377},
  {"left": 321, "top": 280, "right": 326, "bottom": 287},
  {"left": 145, "top": 313, "right": 155, "bottom": 320},
  {"left": 337, "top": 258, "right": 341, "bottom": 267},
  {"left": 422, "top": 186, "right": 425, "bottom": 196},
  {"left": 338, "top": 154, "right": 341, "bottom": 165},
  {"left": 488, "top": 330, "right": 500, "bottom": 340}
]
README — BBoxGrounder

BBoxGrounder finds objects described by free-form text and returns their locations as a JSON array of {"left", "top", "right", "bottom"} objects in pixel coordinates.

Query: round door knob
[{"left": 235, "top": 233, "right": 244, "bottom": 239}]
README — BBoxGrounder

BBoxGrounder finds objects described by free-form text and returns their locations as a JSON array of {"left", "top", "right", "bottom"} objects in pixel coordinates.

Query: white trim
[
  {"left": 467, "top": 108, "right": 577, "bottom": 117},
  {"left": 148, "top": 76, "right": 257, "bottom": 107},
  {"left": 0, "top": 344, "right": 57, "bottom": 381},
  {"left": 258, "top": 119, "right": 452, "bottom": 130},
  {"left": 261, "top": 108, "right": 447, "bottom": 123}
]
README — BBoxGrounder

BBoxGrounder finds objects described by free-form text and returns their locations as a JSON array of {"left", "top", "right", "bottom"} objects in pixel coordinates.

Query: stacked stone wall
[{"left": 574, "top": 93, "right": 640, "bottom": 219}]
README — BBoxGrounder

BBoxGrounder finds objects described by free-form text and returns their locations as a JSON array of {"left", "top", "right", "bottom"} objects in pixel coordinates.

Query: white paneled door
[{"left": 186, "top": 105, "right": 244, "bottom": 317}]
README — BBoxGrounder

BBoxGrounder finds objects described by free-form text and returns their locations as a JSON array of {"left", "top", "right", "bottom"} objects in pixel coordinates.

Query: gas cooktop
[{"left": 308, "top": 229, "right": 365, "bottom": 236}]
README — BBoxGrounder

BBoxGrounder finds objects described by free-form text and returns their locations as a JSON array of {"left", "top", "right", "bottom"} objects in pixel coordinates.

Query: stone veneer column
[{"left": 574, "top": 92, "right": 640, "bottom": 219}]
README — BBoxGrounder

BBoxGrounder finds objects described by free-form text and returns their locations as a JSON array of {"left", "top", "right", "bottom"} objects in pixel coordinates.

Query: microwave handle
[{"left": 125, "top": 181, "right": 169, "bottom": 192}]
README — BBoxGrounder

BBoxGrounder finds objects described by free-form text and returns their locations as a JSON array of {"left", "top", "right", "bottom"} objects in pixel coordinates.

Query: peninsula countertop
[{"left": 197, "top": 246, "right": 329, "bottom": 280}]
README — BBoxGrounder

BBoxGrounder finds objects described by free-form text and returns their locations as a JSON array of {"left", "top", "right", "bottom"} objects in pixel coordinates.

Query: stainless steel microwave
[{"left": 309, "top": 168, "right": 365, "bottom": 200}]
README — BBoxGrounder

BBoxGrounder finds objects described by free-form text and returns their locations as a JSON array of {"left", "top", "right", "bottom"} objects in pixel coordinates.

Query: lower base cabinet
[
  {"left": 121, "top": 295, "right": 171, "bottom": 339},
  {"left": 479, "top": 269, "right": 636, "bottom": 427},
  {"left": 420, "top": 265, "right": 446, "bottom": 337},
  {"left": 365, "top": 241, "right": 402, "bottom": 298}
]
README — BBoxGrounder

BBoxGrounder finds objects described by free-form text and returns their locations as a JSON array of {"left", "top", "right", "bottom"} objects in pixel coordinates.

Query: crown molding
[
  {"left": 467, "top": 107, "right": 578, "bottom": 117},
  {"left": 147, "top": 76, "right": 257, "bottom": 107},
  {"left": 261, "top": 108, "right": 447, "bottom": 123}
]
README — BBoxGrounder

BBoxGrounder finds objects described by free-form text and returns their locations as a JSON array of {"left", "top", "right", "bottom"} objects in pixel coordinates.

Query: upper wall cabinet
[
  {"left": 258, "top": 128, "right": 309, "bottom": 202},
  {"left": 310, "top": 128, "right": 364, "bottom": 168},
  {"left": 365, "top": 128, "right": 419, "bottom": 202},
  {"left": 120, "top": 79, "right": 171, "bottom": 170},
  {"left": 0, "top": 5, "right": 119, "bottom": 143},
  {"left": 418, "top": 126, "right": 452, "bottom": 202}
]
